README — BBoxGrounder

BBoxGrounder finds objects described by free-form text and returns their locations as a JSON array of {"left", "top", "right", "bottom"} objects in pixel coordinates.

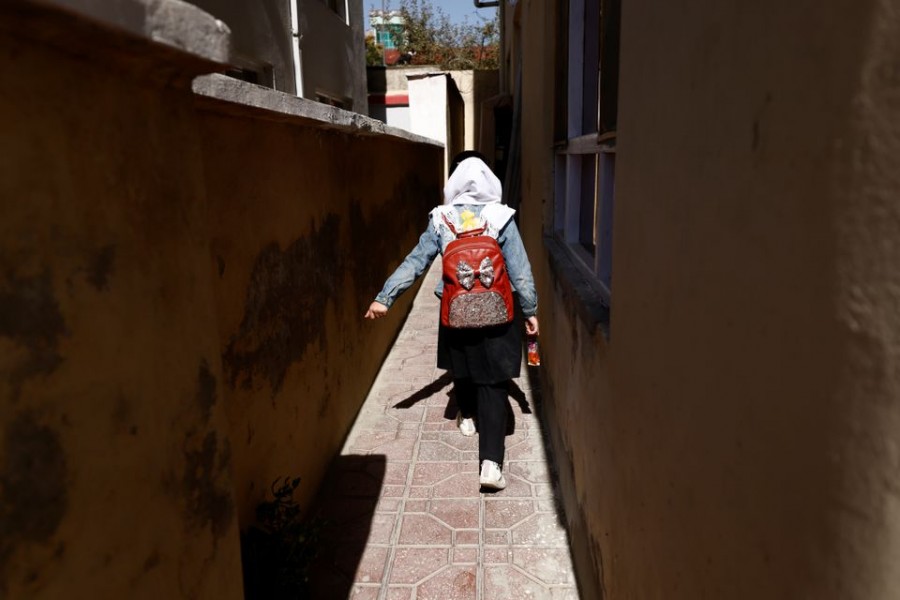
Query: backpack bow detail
[{"left": 457, "top": 257, "right": 495, "bottom": 290}]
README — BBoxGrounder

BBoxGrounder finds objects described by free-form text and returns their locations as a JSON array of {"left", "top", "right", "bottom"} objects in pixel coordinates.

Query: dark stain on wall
[
  {"left": 222, "top": 215, "right": 341, "bottom": 396},
  {"left": 196, "top": 360, "right": 217, "bottom": 424},
  {"left": 318, "top": 387, "right": 330, "bottom": 419},
  {"left": 0, "top": 270, "right": 67, "bottom": 401},
  {"left": 179, "top": 361, "right": 233, "bottom": 543},
  {"left": 346, "top": 174, "right": 439, "bottom": 315},
  {"left": 752, "top": 93, "right": 773, "bottom": 155},
  {"left": 0, "top": 412, "right": 68, "bottom": 575},
  {"left": 143, "top": 550, "right": 161, "bottom": 572},
  {"left": 111, "top": 392, "right": 136, "bottom": 436},
  {"left": 128, "top": 548, "right": 162, "bottom": 588},
  {"left": 182, "top": 432, "right": 234, "bottom": 543},
  {"left": 86, "top": 244, "right": 116, "bottom": 291}
]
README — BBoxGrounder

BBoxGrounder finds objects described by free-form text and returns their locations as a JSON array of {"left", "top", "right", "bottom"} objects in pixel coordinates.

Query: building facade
[
  {"left": 503, "top": 0, "right": 900, "bottom": 597},
  {"left": 369, "top": 9, "right": 405, "bottom": 50},
  {"left": 191, "top": 0, "right": 367, "bottom": 112},
  {"left": 368, "top": 66, "right": 499, "bottom": 180}
]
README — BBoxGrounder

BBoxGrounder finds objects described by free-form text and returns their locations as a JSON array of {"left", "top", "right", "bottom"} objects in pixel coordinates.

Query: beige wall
[
  {"left": 408, "top": 73, "right": 456, "bottom": 176},
  {"left": 189, "top": 0, "right": 368, "bottom": 111},
  {"left": 0, "top": 1, "right": 441, "bottom": 597},
  {"left": 190, "top": 0, "right": 296, "bottom": 90},
  {"left": 196, "top": 105, "right": 440, "bottom": 522},
  {"left": 449, "top": 70, "right": 500, "bottom": 152},
  {"left": 0, "top": 10, "right": 243, "bottom": 599},
  {"left": 513, "top": 0, "right": 900, "bottom": 598},
  {"left": 368, "top": 67, "right": 499, "bottom": 158},
  {"left": 299, "top": 0, "right": 367, "bottom": 112}
]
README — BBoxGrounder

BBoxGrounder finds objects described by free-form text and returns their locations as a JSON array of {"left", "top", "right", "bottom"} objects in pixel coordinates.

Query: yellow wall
[
  {"left": 0, "top": 24, "right": 243, "bottom": 600},
  {"left": 0, "top": 3, "right": 441, "bottom": 597},
  {"left": 513, "top": 0, "right": 900, "bottom": 597},
  {"left": 197, "top": 108, "right": 440, "bottom": 522}
]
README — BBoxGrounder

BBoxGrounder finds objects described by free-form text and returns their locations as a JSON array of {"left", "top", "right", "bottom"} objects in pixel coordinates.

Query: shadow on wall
[
  {"left": 367, "top": 66, "right": 387, "bottom": 96},
  {"left": 525, "top": 360, "right": 603, "bottom": 600},
  {"left": 306, "top": 454, "right": 388, "bottom": 597}
]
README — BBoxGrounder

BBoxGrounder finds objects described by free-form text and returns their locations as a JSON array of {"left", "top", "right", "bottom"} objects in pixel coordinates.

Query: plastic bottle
[{"left": 527, "top": 335, "right": 541, "bottom": 366}]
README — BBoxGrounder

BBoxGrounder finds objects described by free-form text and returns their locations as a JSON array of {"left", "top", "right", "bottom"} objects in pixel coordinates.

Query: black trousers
[{"left": 454, "top": 378, "right": 508, "bottom": 466}]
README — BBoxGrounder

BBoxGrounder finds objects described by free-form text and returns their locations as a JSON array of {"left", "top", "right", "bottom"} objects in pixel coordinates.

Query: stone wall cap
[
  {"left": 16, "top": 0, "right": 231, "bottom": 64},
  {"left": 193, "top": 74, "right": 443, "bottom": 147},
  {"left": 406, "top": 72, "right": 451, "bottom": 80}
]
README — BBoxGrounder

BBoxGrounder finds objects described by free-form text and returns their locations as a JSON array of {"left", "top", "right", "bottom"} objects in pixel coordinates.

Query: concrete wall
[
  {"left": 368, "top": 67, "right": 498, "bottom": 156},
  {"left": 0, "top": 0, "right": 441, "bottom": 597},
  {"left": 448, "top": 70, "right": 500, "bottom": 153},
  {"left": 369, "top": 102, "right": 412, "bottom": 132},
  {"left": 191, "top": 0, "right": 296, "bottom": 91},
  {"left": 409, "top": 73, "right": 451, "bottom": 175},
  {"left": 408, "top": 73, "right": 466, "bottom": 179},
  {"left": 298, "top": 0, "right": 367, "bottom": 112},
  {"left": 190, "top": 0, "right": 367, "bottom": 112},
  {"left": 512, "top": 0, "right": 900, "bottom": 598},
  {"left": 193, "top": 75, "right": 441, "bottom": 522},
  {"left": 385, "top": 65, "right": 440, "bottom": 91},
  {"left": 0, "top": 3, "right": 241, "bottom": 598}
]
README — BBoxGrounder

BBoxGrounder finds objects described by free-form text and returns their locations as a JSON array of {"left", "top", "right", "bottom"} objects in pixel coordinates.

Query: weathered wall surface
[
  {"left": 367, "top": 65, "right": 500, "bottom": 151},
  {"left": 448, "top": 70, "right": 499, "bottom": 154},
  {"left": 610, "top": 1, "right": 900, "bottom": 596},
  {"left": 299, "top": 0, "right": 367, "bottom": 112},
  {"left": 0, "top": 3, "right": 242, "bottom": 598},
  {"left": 188, "top": 0, "right": 368, "bottom": 112},
  {"left": 191, "top": 0, "right": 296, "bottom": 91},
  {"left": 514, "top": 0, "right": 900, "bottom": 598},
  {"left": 512, "top": 1, "right": 610, "bottom": 597},
  {"left": 0, "top": 0, "right": 441, "bottom": 597},
  {"left": 195, "top": 92, "right": 441, "bottom": 520}
]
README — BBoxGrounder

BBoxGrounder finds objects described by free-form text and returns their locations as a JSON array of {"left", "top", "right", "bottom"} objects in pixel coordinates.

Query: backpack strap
[{"left": 442, "top": 213, "right": 485, "bottom": 239}]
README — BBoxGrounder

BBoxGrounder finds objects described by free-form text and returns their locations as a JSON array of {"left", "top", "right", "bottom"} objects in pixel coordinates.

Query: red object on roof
[
  {"left": 383, "top": 49, "right": 401, "bottom": 65},
  {"left": 368, "top": 93, "right": 409, "bottom": 106}
]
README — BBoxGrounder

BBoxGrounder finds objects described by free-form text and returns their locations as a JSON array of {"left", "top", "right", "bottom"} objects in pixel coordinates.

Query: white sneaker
[
  {"left": 457, "top": 413, "right": 476, "bottom": 437},
  {"left": 479, "top": 460, "right": 507, "bottom": 490}
]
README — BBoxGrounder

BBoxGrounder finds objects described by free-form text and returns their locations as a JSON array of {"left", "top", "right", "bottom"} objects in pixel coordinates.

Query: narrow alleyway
[{"left": 309, "top": 263, "right": 580, "bottom": 599}]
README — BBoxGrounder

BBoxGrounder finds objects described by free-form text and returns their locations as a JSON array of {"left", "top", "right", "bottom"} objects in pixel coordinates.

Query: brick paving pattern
[{"left": 310, "top": 264, "right": 580, "bottom": 599}]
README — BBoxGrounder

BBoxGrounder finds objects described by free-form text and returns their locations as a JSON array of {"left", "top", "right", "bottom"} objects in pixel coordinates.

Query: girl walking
[{"left": 365, "top": 152, "right": 539, "bottom": 490}]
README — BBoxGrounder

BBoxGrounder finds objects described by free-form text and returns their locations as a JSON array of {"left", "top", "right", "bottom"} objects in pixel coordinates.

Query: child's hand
[
  {"left": 525, "top": 316, "right": 539, "bottom": 336},
  {"left": 365, "top": 301, "right": 388, "bottom": 320}
]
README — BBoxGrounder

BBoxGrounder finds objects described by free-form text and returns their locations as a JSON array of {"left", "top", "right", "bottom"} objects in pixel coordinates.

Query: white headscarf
[
  {"left": 443, "top": 157, "right": 503, "bottom": 205},
  {"left": 431, "top": 157, "right": 515, "bottom": 242}
]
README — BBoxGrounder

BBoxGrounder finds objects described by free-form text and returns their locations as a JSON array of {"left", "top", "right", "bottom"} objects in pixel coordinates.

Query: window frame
[
  {"left": 552, "top": 0, "right": 618, "bottom": 307},
  {"left": 322, "top": 0, "right": 349, "bottom": 25}
]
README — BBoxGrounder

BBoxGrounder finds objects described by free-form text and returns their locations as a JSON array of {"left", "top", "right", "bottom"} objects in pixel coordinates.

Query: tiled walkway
[{"left": 310, "top": 264, "right": 580, "bottom": 599}]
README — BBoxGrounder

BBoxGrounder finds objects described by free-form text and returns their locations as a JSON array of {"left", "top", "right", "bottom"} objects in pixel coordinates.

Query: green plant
[
  {"left": 366, "top": 32, "right": 384, "bottom": 66},
  {"left": 241, "top": 477, "right": 325, "bottom": 600},
  {"left": 396, "top": 0, "right": 499, "bottom": 70}
]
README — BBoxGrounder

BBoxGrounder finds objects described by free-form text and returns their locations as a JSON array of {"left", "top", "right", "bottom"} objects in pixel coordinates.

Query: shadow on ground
[
  {"left": 307, "top": 454, "right": 387, "bottom": 598},
  {"left": 393, "top": 372, "right": 531, "bottom": 437},
  {"left": 392, "top": 371, "right": 453, "bottom": 409}
]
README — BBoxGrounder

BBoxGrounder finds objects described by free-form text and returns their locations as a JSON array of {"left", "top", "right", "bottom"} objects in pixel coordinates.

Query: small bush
[{"left": 241, "top": 476, "right": 325, "bottom": 600}]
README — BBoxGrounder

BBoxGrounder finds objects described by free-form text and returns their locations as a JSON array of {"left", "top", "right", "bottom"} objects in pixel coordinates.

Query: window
[
  {"left": 322, "top": 0, "right": 348, "bottom": 24},
  {"left": 225, "top": 64, "right": 275, "bottom": 89},
  {"left": 377, "top": 30, "right": 396, "bottom": 49},
  {"left": 315, "top": 92, "right": 348, "bottom": 109},
  {"left": 554, "top": 0, "right": 620, "bottom": 303}
]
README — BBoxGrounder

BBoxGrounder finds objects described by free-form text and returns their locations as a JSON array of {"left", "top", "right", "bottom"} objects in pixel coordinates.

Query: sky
[{"left": 363, "top": 0, "right": 497, "bottom": 32}]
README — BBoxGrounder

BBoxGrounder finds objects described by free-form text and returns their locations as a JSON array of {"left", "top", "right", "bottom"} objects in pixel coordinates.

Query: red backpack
[{"left": 440, "top": 213, "right": 515, "bottom": 329}]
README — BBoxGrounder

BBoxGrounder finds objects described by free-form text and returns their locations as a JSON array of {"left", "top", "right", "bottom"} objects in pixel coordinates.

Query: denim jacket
[{"left": 375, "top": 205, "right": 538, "bottom": 316}]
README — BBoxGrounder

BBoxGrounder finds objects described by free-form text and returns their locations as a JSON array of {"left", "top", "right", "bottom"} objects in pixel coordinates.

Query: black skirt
[{"left": 437, "top": 316, "right": 522, "bottom": 384}]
